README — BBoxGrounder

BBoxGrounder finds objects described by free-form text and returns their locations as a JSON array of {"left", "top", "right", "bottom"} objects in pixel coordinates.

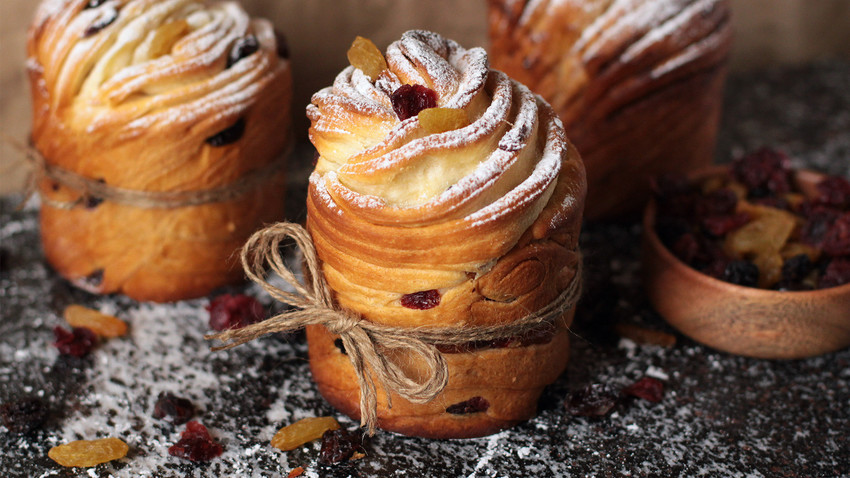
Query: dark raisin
[
  {"left": 333, "top": 338, "right": 347, "bottom": 355},
  {"left": 400, "top": 289, "right": 441, "bottom": 310},
  {"left": 814, "top": 176, "right": 850, "bottom": 209},
  {"left": 318, "top": 428, "right": 364, "bottom": 465},
  {"left": 446, "top": 396, "right": 490, "bottom": 415},
  {"left": 226, "top": 35, "right": 260, "bottom": 68},
  {"left": 781, "top": 254, "right": 812, "bottom": 283},
  {"left": 0, "top": 397, "right": 49, "bottom": 434},
  {"left": 565, "top": 384, "right": 618, "bottom": 417},
  {"left": 205, "top": 118, "right": 246, "bottom": 147},
  {"left": 84, "top": 0, "right": 107, "bottom": 9},
  {"left": 822, "top": 213, "right": 850, "bottom": 256},
  {"left": 168, "top": 421, "right": 223, "bottom": 462},
  {"left": 731, "top": 147, "right": 792, "bottom": 196},
  {"left": 390, "top": 84, "right": 437, "bottom": 121},
  {"left": 621, "top": 377, "right": 664, "bottom": 403},
  {"left": 83, "top": 9, "right": 118, "bottom": 38},
  {"left": 820, "top": 258, "right": 850, "bottom": 289},
  {"left": 207, "top": 294, "right": 265, "bottom": 331},
  {"left": 153, "top": 392, "right": 195, "bottom": 425},
  {"left": 722, "top": 260, "right": 759, "bottom": 287},
  {"left": 274, "top": 30, "right": 290, "bottom": 59},
  {"left": 53, "top": 326, "right": 98, "bottom": 357},
  {"left": 701, "top": 212, "right": 750, "bottom": 237}
]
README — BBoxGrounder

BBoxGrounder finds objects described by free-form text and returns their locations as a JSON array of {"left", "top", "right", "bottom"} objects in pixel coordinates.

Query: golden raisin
[
  {"left": 724, "top": 204, "right": 796, "bottom": 259},
  {"left": 48, "top": 437, "right": 129, "bottom": 467},
  {"left": 347, "top": 36, "right": 387, "bottom": 81},
  {"left": 63, "top": 305, "right": 128, "bottom": 338},
  {"left": 271, "top": 416, "right": 340, "bottom": 451},
  {"left": 288, "top": 467, "right": 305, "bottom": 477},
  {"left": 418, "top": 107, "right": 469, "bottom": 134}
]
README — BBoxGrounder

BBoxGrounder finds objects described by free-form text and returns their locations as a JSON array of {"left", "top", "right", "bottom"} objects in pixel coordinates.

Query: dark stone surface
[{"left": 1, "top": 62, "right": 849, "bottom": 477}]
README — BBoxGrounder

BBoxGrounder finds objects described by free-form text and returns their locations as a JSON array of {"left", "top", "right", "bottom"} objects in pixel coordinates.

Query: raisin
[
  {"left": 226, "top": 35, "right": 259, "bottom": 68},
  {"left": 271, "top": 416, "right": 341, "bottom": 451},
  {"left": 418, "top": 107, "right": 469, "bottom": 134},
  {"left": 0, "top": 397, "right": 49, "bottom": 434},
  {"left": 445, "top": 396, "right": 490, "bottom": 414},
  {"left": 168, "top": 421, "right": 223, "bottom": 462},
  {"left": 289, "top": 467, "right": 305, "bottom": 477},
  {"left": 622, "top": 377, "right": 664, "bottom": 403},
  {"left": 207, "top": 293, "right": 265, "bottom": 331},
  {"left": 781, "top": 254, "right": 813, "bottom": 283},
  {"left": 391, "top": 84, "right": 437, "bottom": 121},
  {"left": 153, "top": 392, "right": 195, "bottom": 425},
  {"left": 53, "top": 326, "right": 98, "bottom": 357},
  {"left": 814, "top": 176, "right": 850, "bottom": 209},
  {"left": 820, "top": 258, "right": 850, "bottom": 289},
  {"left": 64, "top": 305, "right": 127, "bottom": 338},
  {"left": 400, "top": 289, "right": 441, "bottom": 310},
  {"left": 318, "top": 428, "right": 364, "bottom": 465},
  {"left": 822, "top": 213, "right": 850, "bottom": 256},
  {"left": 346, "top": 36, "right": 387, "bottom": 81},
  {"left": 83, "top": 9, "right": 118, "bottom": 38},
  {"left": 722, "top": 260, "right": 759, "bottom": 287},
  {"left": 565, "top": 384, "right": 618, "bottom": 417},
  {"left": 48, "top": 437, "right": 129, "bottom": 467},
  {"left": 205, "top": 118, "right": 246, "bottom": 147}
]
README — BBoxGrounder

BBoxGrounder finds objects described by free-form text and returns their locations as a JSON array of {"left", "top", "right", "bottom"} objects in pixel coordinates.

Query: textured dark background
[{"left": 1, "top": 62, "right": 849, "bottom": 477}]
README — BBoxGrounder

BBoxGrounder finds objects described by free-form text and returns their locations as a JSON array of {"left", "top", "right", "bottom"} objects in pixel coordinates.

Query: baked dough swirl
[
  {"left": 305, "top": 30, "right": 586, "bottom": 438},
  {"left": 27, "top": 0, "right": 292, "bottom": 302}
]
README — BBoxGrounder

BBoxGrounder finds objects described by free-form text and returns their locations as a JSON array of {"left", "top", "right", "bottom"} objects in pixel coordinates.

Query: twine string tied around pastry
[{"left": 206, "top": 222, "right": 583, "bottom": 435}]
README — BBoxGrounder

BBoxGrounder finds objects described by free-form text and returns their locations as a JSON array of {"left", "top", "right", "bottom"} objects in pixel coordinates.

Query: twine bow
[{"left": 207, "top": 222, "right": 583, "bottom": 435}]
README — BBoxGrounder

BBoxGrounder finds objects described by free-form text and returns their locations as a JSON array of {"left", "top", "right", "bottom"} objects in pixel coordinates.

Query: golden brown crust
[
  {"left": 28, "top": 0, "right": 292, "bottom": 302},
  {"left": 488, "top": 0, "right": 732, "bottom": 219}
]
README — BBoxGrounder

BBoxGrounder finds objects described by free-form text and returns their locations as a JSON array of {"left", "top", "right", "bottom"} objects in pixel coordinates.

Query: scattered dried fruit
[
  {"left": 63, "top": 305, "right": 127, "bottom": 338},
  {"left": 53, "top": 326, "right": 98, "bottom": 357},
  {"left": 400, "top": 289, "right": 441, "bottom": 310},
  {"left": 346, "top": 36, "right": 387, "bottom": 81},
  {"left": 207, "top": 293, "right": 265, "bottom": 331},
  {"left": 418, "top": 107, "right": 469, "bottom": 134},
  {"left": 318, "top": 428, "right": 364, "bottom": 466},
  {"left": 622, "top": 377, "right": 665, "bottom": 403},
  {"left": 0, "top": 397, "right": 48, "bottom": 434},
  {"left": 153, "top": 392, "right": 195, "bottom": 425},
  {"left": 48, "top": 437, "right": 129, "bottom": 467},
  {"left": 565, "top": 384, "right": 618, "bottom": 417},
  {"left": 391, "top": 84, "right": 437, "bottom": 121},
  {"left": 168, "top": 421, "right": 223, "bottom": 462},
  {"left": 271, "top": 416, "right": 341, "bottom": 451},
  {"left": 446, "top": 396, "right": 490, "bottom": 415}
]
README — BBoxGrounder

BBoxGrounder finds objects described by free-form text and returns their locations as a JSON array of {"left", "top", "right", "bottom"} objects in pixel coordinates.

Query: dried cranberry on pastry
[
  {"left": 488, "top": 0, "right": 732, "bottom": 219},
  {"left": 305, "top": 30, "right": 586, "bottom": 438},
  {"left": 27, "top": 0, "right": 292, "bottom": 302}
]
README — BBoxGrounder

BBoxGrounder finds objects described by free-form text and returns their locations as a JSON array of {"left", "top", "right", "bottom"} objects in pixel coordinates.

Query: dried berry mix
[
  {"left": 318, "top": 428, "right": 364, "bottom": 465},
  {"left": 207, "top": 293, "right": 265, "bottom": 331},
  {"left": 446, "top": 396, "right": 490, "bottom": 415},
  {"left": 153, "top": 392, "right": 195, "bottom": 425},
  {"left": 53, "top": 326, "right": 98, "bottom": 357},
  {"left": 391, "top": 84, "right": 438, "bottom": 121},
  {"left": 622, "top": 377, "right": 665, "bottom": 403},
  {"left": 0, "top": 397, "right": 48, "bottom": 434},
  {"left": 400, "top": 289, "right": 441, "bottom": 310},
  {"left": 168, "top": 421, "right": 223, "bottom": 462},
  {"left": 653, "top": 148, "right": 850, "bottom": 289},
  {"left": 565, "top": 384, "right": 619, "bottom": 417}
]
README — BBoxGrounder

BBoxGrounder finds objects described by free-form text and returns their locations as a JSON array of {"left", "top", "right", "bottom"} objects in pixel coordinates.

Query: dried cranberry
[
  {"left": 565, "top": 384, "right": 618, "bottom": 417},
  {"left": 445, "top": 396, "right": 490, "bottom": 415},
  {"left": 0, "top": 397, "right": 49, "bottom": 434},
  {"left": 226, "top": 35, "right": 259, "bottom": 68},
  {"left": 53, "top": 326, "right": 98, "bottom": 357},
  {"left": 153, "top": 392, "right": 195, "bottom": 425},
  {"left": 814, "top": 176, "right": 850, "bottom": 209},
  {"left": 168, "top": 421, "right": 223, "bottom": 462},
  {"left": 318, "top": 428, "right": 364, "bottom": 465},
  {"left": 731, "top": 148, "right": 792, "bottom": 197},
  {"left": 207, "top": 294, "right": 265, "bottom": 331},
  {"left": 205, "top": 118, "right": 246, "bottom": 147},
  {"left": 701, "top": 212, "right": 750, "bottom": 237},
  {"left": 83, "top": 9, "right": 118, "bottom": 37},
  {"left": 722, "top": 260, "right": 759, "bottom": 287},
  {"left": 822, "top": 213, "right": 850, "bottom": 256},
  {"left": 400, "top": 289, "right": 441, "bottom": 310},
  {"left": 622, "top": 377, "right": 664, "bottom": 403},
  {"left": 390, "top": 84, "right": 437, "bottom": 121},
  {"left": 820, "top": 258, "right": 850, "bottom": 289}
]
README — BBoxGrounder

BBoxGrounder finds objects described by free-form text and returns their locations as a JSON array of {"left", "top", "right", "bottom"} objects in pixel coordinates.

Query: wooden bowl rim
[{"left": 643, "top": 165, "right": 850, "bottom": 299}]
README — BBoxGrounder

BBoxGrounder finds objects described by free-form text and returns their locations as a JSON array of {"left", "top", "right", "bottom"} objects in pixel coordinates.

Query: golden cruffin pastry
[
  {"left": 27, "top": 0, "right": 292, "bottom": 302},
  {"left": 488, "top": 0, "right": 732, "bottom": 220},
  {"left": 305, "top": 30, "right": 586, "bottom": 438}
]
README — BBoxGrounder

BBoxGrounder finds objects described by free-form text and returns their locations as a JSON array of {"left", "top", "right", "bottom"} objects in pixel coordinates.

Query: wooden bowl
[{"left": 642, "top": 167, "right": 850, "bottom": 359}]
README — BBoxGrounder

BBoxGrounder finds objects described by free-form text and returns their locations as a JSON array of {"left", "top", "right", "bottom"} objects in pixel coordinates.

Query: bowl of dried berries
[{"left": 642, "top": 148, "right": 850, "bottom": 359}]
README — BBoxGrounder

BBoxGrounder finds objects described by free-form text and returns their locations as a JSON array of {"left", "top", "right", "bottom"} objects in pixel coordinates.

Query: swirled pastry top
[
  {"left": 28, "top": 0, "right": 290, "bottom": 190},
  {"left": 307, "top": 31, "right": 586, "bottom": 328}
]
